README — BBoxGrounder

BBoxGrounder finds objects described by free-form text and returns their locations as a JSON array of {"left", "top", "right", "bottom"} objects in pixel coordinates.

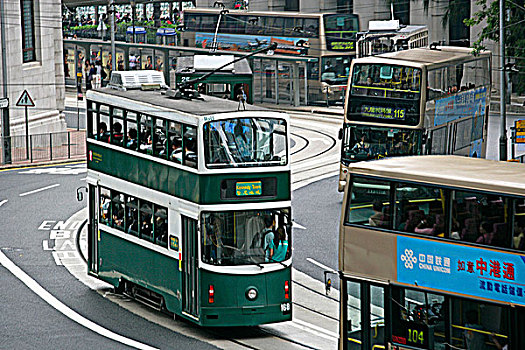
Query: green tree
[{"left": 465, "top": 0, "right": 525, "bottom": 94}]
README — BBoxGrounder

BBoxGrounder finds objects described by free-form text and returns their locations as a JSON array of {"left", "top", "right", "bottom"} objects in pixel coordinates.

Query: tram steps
[{"left": 125, "top": 284, "right": 164, "bottom": 312}]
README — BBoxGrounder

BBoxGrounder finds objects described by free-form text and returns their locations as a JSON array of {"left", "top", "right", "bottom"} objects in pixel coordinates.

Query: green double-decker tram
[{"left": 85, "top": 82, "right": 292, "bottom": 326}]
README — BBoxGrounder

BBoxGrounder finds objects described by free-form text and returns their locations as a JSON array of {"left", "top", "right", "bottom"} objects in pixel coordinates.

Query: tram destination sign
[
  {"left": 361, "top": 105, "right": 406, "bottom": 121},
  {"left": 236, "top": 181, "right": 262, "bottom": 197}
]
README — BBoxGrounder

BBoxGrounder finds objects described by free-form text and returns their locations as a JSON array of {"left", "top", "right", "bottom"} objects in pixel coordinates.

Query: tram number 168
[{"left": 280, "top": 302, "right": 291, "bottom": 313}]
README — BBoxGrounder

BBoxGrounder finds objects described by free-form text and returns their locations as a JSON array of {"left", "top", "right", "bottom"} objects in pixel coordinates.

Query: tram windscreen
[
  {"left": 204, "top": 117, "right": 287, "bottom": 168},
  {"left": 201, "top": 208, "right": 291, "bottom": 266}
]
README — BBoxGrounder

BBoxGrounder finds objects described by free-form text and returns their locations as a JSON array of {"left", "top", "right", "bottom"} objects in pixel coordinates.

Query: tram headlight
[{"left": 246, "top": 288, "right": 258, "bottom": 301}]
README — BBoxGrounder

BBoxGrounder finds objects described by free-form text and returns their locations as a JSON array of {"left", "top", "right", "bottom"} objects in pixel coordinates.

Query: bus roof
[
  {"left": 375, "top": 46, "right": 490, "bottom": 68},
  {"left": 348, "top": 156, "right": 525, "bottom": 196},
  {"left": 88, "top": 88, "right": 266, "bottom": 117}
]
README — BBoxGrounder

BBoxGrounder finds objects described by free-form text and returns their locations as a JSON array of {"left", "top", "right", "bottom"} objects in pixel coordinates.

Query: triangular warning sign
[{"left": 16, "top": 90, "right": 35, "bottom": 107}]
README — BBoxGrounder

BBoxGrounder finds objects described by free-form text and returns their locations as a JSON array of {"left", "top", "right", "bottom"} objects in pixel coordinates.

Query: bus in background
[
  {"left": 338, "top": 46, "right": 491, "bottom": 191},
  {"left": 339, "top": 155, "right": 525, "bottom": 350},
  {"left": 85, "top": 71, "right": 292, "bottom": 326},
  {"left": 356, "top": 20, "right": 428, "bottom": 58},
  {"left": 181, "top": 8, "right": 359, "bottom": 105}
]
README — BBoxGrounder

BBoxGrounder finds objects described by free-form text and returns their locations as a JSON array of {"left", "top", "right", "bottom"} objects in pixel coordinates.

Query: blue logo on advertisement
[{"left": 397, "top": 236, "right": 525, "bottom": 306}]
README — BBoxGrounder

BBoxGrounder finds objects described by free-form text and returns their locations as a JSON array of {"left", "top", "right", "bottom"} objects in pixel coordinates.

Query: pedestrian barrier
[{"left": 0, "top": 130, "right": 85, "bottom": 165}]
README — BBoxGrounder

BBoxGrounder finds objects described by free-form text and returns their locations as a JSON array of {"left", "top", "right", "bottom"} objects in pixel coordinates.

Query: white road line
[
  {"left": 291, "top": 318, "right": 339, "bottom": 340},
  {"left": 0, "top": 250, "right": 159, "bottom": 350},
  {"left": 0, "top": 199, "right": 8, "bottom": 207},
  {"left": 307, "top": 257, "right": 337, "bottom": 273},
  {"left": 19, "top": 184, "right": 60, "bottom": 197}
]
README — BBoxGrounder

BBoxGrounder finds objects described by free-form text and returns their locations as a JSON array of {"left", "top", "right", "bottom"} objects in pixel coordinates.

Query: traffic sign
[
  {"left": 0, "top": 97, "right": 8, "bottom": 109},
  {"left": 16, "top": 90, "right": 35, "bottom": 107}
]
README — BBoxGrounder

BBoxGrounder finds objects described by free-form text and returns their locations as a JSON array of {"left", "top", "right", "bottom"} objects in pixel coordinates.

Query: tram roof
[
  {"left": 88, "top": 87, "right": 266, "bottom": 116},
  {"left": 348, "top": 156, "right": 525, "bottom": 196},
  {"left": 360, "top": 46, "right": 491, "bottom": 69}
]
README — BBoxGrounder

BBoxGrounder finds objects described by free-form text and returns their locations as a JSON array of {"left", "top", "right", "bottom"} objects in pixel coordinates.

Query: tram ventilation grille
[{"left": 108, "top": 70, "right": 167, "bottom": 91}]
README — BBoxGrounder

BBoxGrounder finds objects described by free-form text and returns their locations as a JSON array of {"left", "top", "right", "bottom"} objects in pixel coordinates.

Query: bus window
[
  {"left": 394, "top": 183, "right": 445, "bottom": 236},
  {"left": 346, "top": 175, "right": 391, "bottom": 228}
]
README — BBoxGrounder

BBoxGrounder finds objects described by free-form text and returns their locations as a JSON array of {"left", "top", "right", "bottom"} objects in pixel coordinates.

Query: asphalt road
[{"left": 0, "top": 164, "right": 219, "bottom": 350}]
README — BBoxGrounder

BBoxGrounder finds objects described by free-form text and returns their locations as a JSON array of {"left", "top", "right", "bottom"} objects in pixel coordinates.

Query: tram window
[
  {"left": 111, "top": 108, "right": 124, "bottom": 146},
  {"left": 153, "top": 118, "right": 167, "bottom": 158},
  {"left": 154, "top": 206, "right": 168, "bottom": 248},
  {"left": 125, "top": 196, "right": 139, "bottom": 236},
  {"left": 200, "top": 208, "right": 291, "bottom": 266},
  {"left": 451, "top": 191, "right": 510, "bottom": 248},
  {"left": 167, "top": 121, "right": 182, "bottom": 163},
  {"left": 138, "top": 115, "right": 154, "bottom": 154},
  {"left": 87, "top": 101, "right": 96, "bottom": 139},
  {"left": 99, "top": 188, "right": 111, "bottom": 226},
  {"left": 96, "top": 104, "right": 110, "bottom": 143},
  {"left": 395, "top": 183, "right": 445, "bottom": 236},
  {"left": 346, "top": 176, "right": 391, "bottom": 229},
  {"left": 451, "top": 299, "right": 509, "bottom": 350},
  {"left": 513, "top": 199, "right": 525, "bottom": 251},
  {"left": 111, "top": 192, "right": 125, "bottom": 230},
  {"left": 125, "top": 112, "right": 138, "bottom": 150},
  {"left": 183, "top": 125, "right": 197, "bottom": 168},
  {"left": 345, "top": 280, "right": 362, "bottom": 347},
  {"left": 139, "top": 201, "right": 153, "bottom": 242}
]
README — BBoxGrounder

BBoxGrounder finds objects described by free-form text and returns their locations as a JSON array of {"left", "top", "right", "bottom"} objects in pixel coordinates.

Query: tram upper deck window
[
  {"left": 201, "top": 208, "right": 291, "bottom": 266},
  {"left": 203, "top": 117, "right": 287, "bottom": 168},
  {"left": 351, "top": 64, "right": 421, "bottom": 99}
]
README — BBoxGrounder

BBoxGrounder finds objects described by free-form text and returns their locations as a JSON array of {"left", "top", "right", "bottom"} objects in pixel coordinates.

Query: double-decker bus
[
  {"left": 338, "top": 46, "right": 491, "bottom": 191},
  {"left": 181, "top": 8, "right": 359, "bottom": 104},
  {"left": 339, "top": 155, "right": 525, "bottom": 350},
  {"left": 356, "top": 20, "right": 428, "bottom": 58},
  {"left": 85, "top": 72, "right": 292, "bottom": 326}
]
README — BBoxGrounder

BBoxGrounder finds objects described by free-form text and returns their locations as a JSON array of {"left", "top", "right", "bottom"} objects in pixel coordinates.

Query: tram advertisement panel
[{"left": 397, "top": 235, "right": 525, "bottom": 306}]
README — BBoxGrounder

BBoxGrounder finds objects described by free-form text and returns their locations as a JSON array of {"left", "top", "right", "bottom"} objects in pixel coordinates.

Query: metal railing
[{"left": 0, "top": 130, "right": 85, "bottom": 165}]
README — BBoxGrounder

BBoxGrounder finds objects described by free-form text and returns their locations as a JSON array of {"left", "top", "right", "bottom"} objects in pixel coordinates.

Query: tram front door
[{"left": 182, "top": 216, "right": 199, "bottom": 319}]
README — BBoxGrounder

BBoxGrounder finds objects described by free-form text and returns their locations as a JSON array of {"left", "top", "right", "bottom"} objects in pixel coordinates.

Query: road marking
[
  {"left": 19, "top": 184, "right": 60, "bottom": 197},
  {"left": 0, "top": 250, "right": 159, "bottom": 350},
  {"left": 0, "top": 199, "right": 7, "bottom": 207},
  {"left": 307, "top": 257, "right": 337, "bottom": 273},
  {"left": 291, "top": 318, "right": 339, "bottom": 340}
]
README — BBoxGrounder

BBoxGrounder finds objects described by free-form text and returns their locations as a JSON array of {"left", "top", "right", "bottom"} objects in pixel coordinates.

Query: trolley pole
[{"left": 499, "top": 0, "right": 508, "bottom": 161}]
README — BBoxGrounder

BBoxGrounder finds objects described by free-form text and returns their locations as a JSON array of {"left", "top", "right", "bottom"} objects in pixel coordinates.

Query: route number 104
[{"left": 408, "top": 328, "right": 424, "bottom": 345}]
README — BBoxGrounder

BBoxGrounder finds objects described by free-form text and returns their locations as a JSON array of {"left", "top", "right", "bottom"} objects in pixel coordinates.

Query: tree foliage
[{"left": 465, "top": 0, "right": 525, "bottom": 94}]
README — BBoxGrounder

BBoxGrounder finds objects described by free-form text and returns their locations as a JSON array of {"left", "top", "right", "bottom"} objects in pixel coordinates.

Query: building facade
[{"left": 0, "top": 0, "right": 66, "bottom": 142}]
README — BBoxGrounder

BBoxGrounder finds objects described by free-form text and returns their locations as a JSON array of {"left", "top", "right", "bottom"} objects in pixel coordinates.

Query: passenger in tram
[
  {"left": 368, "top": 200, "right": 384, "bottom": 227},
  {"left": 184, "top": 140, "right": 198, "bottom": 166},
  {"left": 112, "top": 122, "right": 123, "bottom": 145},
  {"left": 491, "top": 333, "right": 508, "bottom": 350},
  {"left": 126, "top": 128, "right": 138, "bottom": 149},
  {"left": 270, "top": 226, "right": 288, "bottom": 262},
  {"left": 96, "top": 122, "right": 110, "bottom": 142},
  {"left": 140, "top": 213, "right": 152, "bottom": 240},
  {"left": 169, "top": 137, "right": 183, "bottom": 163},
  {"left": 112, "top": 208, "right": 124, "bottom": 228},
  {"left": 262, "top": 215, "right": 275, "bottom": 262}
]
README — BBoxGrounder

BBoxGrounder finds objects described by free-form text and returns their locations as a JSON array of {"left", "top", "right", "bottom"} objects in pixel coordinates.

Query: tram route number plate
[{"left": 280, "top": 302, "right": 291, "bottom": 313}]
